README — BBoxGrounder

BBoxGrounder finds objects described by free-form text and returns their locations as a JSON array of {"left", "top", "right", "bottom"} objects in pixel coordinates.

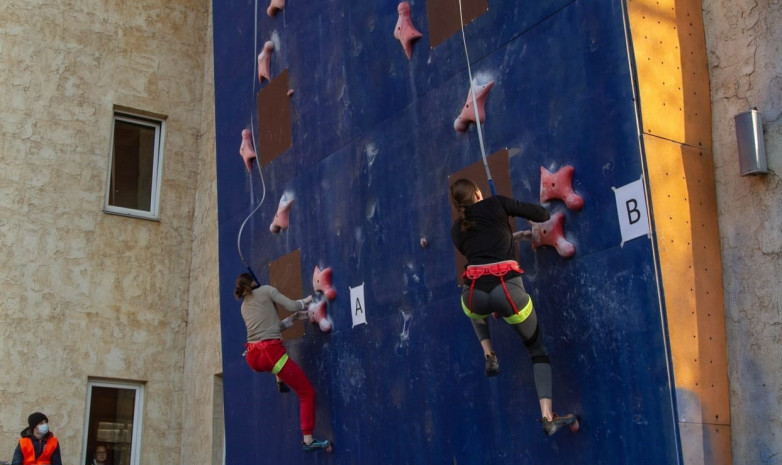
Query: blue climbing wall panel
[{"left": 214, "top": 0, "right": 681, "bottom": 463}]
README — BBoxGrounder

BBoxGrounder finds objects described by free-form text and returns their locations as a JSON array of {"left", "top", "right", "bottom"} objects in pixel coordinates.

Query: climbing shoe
[
  {"left": 541, "top": 413, "right": 578, "bottom": 436},
  {"left": 485, "top": 352, "right": 500, "bottom": 377},
  {"left": 302, "top": 438, "right": 331, "bottom": 453}
]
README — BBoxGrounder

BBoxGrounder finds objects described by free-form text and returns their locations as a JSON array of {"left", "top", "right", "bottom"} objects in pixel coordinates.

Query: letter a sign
[
  {"left": 612, "top": 178, "right": 650, "bottom": 246},
  {"left": 349, "top": 283, "right": 367, "bottom": 327}
]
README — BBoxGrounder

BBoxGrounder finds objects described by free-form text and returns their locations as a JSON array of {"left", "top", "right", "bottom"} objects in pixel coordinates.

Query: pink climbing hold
[
  {"left": 269, "top": 193, "right": 294, "bottom": 233},
  {"left": 531, "top": 212, "right": 576, "bottom": 258},
  {"left": 267, "top": 0, "right": 284, "bottom": 17},
  {"left": 239, "top": 129, "right": 256, "bottom": 172},
  {"left": 454, "top": 80, "right": 494, "bottom": 132},
  {"left": 257, "top": 41, "right": 275, "bottom": 83},
  {"left": 394, "top": 2, "right": 422, "bottom": 60},
  {"left": 540, "top": 165, "right": 584, "bottom": 211},
  {"left": 307, "top": 299, "right": 332, "bottom": 333},
  {"left": 312, "top": 266, "right": 337, "bottom": 300}
]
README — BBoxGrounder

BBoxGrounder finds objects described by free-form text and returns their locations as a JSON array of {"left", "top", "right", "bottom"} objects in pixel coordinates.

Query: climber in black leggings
[{"left": 450, "top": 177, "right": 577, "bottom": 436}]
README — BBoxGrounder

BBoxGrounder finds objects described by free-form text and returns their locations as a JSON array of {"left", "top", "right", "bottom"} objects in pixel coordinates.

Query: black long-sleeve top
[{"left": 451, "top": 195, "right": 549, "bottom": 268}]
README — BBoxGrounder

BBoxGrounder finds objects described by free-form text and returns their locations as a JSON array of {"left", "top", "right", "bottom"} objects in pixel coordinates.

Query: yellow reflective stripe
[
  {"left": 461, "top": 296, "right": 489, "bottom": 319},
  {"left": 503, "top": 297, "right": 533, "bottom": 325},
  {"left": 271, "top": 354, "right": 289, "bottom": 374}
]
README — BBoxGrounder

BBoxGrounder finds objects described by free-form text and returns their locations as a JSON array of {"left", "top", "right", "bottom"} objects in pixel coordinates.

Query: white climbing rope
[
  {"left": 457, "top": 0, "right": 496, "bottom": 195},
  {"left": 237, "top": 0, "right": 268, "bottom": 275}
]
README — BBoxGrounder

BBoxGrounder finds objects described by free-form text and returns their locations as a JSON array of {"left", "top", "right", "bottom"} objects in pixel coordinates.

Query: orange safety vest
[{"left": 19, "top": 436, "right": 58, "bottom": 465}]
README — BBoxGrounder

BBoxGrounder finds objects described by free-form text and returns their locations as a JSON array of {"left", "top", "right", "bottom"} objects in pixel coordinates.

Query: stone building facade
[
  {"left": 0, "top": 0, "right": 218, "bottom": 464},
  {"left": 0, "top": 0, "right": 778, "bottom": 464}
]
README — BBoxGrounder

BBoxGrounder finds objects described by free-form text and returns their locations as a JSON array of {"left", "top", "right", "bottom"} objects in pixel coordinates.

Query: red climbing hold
[
  {"left": 394, "top": 2, "right": 422, "bottom": 60},
  {"left": 312, "top": 266, "right": 337, "bottom": 300},
  {"left": 269, "top": 193, "right": 293, "bottom": 233},
  {"left": 307, "top": 299, "right": 332, "bottom": 333},
  {"left": 531, "top": 212, "right": 575, "bottom": 258},
  {"left": 267, "top": 0, "right": 284, "bottom": 17},
  {"left": 540, "top": 165, "right": 584, "bottom": 211},
  {"left": 239, "top": 129, "right": 256, "bottom": 172},
  {"left": 257, "top": 41, "right": 274, "bottom": 84},
  {"left": 454, "top": 80, "right": 494, "bottom": 132}
]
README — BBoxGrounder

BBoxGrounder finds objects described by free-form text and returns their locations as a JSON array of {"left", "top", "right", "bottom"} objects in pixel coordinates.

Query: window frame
[
  {"left": 104, "top": 111, "right": 165, "bottom": 220},
  {"left": 82, "top": 379, "right": 145, "bottom": 465}
]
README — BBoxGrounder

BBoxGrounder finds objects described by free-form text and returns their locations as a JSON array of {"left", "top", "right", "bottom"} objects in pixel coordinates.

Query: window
[
  {"left": 105, "top": 112, "right": 165, "bottom": 219},
  {"left": 82, "top": 380, "right": 145, "bottom": 465}
]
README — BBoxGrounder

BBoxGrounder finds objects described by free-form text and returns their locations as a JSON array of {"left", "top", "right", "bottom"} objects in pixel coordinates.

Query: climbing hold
[
  {"left": 419, "top": 236, "right": 428, "bottom": 248},
  {"left": 269, "top": 193, "right": 294, "bottom": 233},
  {"left": 312, "top": 266, "right": 337, "bottom": 300},
  {"left": 257, "top": 41, "right": 275, "bottom": 84},
  {"left": 454, "top": 80, "right": 494, "bottom": 132},
  {"left": 267, "top": 0, "right": 284, "bottom": 17},
  {"left": 239, "top": 129, "right": 256, "bottom": 172},
  {"left": 394, "top": 2, "right": 422, "bottom": 60},
  {"left": 540, "top": 166, "right": 584, "bottom": 211},
  {"left": 287, "top": 89, "right": 294, "bottom": 96},
  {"left": 307, "top": 299, "right": 332, "bottom": 332},
  {"left": 531, "top": 212, "right": 575, "bottom": 258}
]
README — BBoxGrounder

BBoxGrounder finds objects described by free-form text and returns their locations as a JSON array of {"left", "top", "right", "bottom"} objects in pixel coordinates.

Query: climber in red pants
[
  {"left": 234, "top": 272, "right": 332, "bottom": 452},
  {"left": 449, "top": 178, "right": 579, "bottom": 436}
]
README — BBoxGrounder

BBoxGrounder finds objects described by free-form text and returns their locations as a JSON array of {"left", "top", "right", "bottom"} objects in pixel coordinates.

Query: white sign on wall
[
  {"left": 349, "top": 283, "right": 367, "bottom": 327},
  {"left": 612, "top": 178, "right": 650, "bottom": 246}
]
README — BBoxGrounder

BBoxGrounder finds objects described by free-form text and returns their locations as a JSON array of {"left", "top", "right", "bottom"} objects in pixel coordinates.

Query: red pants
[{"left": 245, "top": 339, "right": 316, "bottom": 435}]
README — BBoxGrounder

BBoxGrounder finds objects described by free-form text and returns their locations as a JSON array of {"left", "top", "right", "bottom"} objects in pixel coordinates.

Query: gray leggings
[{"left": 461, "top": 276, "right": 552, "bottom": 399}]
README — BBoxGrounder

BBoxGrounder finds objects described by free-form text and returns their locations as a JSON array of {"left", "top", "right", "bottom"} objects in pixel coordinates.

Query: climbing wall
[{"left": 213, "top": 0, "right": 682, "bottom": 463}]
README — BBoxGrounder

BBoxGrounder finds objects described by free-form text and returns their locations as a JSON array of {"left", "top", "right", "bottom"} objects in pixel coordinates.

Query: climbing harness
[
  {"left": 460, "top": 260, "right": 533, "bottom": 324},
  {"left": 457, "top": 0, "right": 496, "bottom": 196}
]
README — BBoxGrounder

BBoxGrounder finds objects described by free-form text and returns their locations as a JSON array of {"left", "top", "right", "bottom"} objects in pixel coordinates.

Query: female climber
[
  {"left": 449, "top": 178, "right": 578, "bottom": 436},
  {"left": 234, "top": 272, "right": 332, "bottom": 452}
]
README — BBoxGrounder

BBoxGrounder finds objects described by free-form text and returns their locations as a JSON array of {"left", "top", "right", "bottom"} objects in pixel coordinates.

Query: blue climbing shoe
[{"left": 302, "top": 438, "right": 331, "bottom": 453}]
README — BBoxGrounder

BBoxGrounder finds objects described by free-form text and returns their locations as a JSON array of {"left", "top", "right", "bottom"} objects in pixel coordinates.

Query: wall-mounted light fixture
[{"left": 734, "top": 108, "right": 768, "bottom": 176}]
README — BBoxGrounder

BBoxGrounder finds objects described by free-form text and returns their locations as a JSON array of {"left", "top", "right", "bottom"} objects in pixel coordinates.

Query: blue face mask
[{"left": 37, "top": 423, "right": 48, "bottom": 435}]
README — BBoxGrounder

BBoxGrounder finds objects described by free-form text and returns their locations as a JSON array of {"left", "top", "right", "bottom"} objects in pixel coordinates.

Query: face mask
[{"left": 37, "top": 423, "right": 48, "bottom": 435}]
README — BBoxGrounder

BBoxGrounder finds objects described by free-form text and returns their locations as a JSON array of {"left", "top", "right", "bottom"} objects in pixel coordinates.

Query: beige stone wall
[
  {"left": 702, "top": 0, "right": 782, "bottom": 463},
  {"left": 0, "top": 1, "right": 209, "bottom": 464}
]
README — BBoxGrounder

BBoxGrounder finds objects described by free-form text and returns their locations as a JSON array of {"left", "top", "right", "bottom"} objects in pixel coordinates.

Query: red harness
[{"left": 462, "top": 260, "right": 524, "bottom": 316}]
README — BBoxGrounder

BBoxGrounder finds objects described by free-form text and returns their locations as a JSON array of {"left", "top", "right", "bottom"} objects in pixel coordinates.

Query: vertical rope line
[
  {"left": 236, "top": 0, "right": 266, "bottom": 282},
  {"left": 457, "top": 0, "right": 496, "bottom": 195}
]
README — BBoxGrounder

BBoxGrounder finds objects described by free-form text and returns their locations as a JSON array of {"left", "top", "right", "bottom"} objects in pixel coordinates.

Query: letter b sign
[{"left": 612, "top": 179, "right": 650, "bottom": 246}]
